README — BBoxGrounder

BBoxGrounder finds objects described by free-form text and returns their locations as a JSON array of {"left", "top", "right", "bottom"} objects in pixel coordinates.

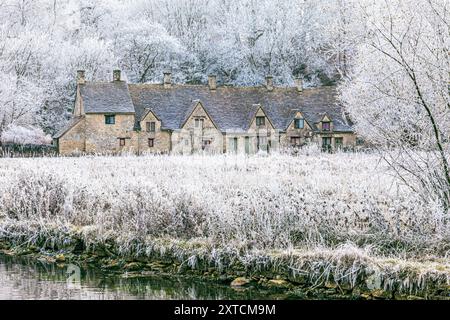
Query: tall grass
[{"left": 0, "top": 153, "right": 449, "bottom": 294}]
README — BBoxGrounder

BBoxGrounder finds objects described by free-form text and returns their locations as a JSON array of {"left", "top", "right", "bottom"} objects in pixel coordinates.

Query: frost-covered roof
[
  {"left": 53, "top": 116, "right": 84, "bottom": 139},
  {"left": 80, "top": 81, "right": 135, "bottom": 114},
  {"left": 76, "top": 80, "right": 353, "bottom": 132},
  {"left": 128, "top": 84, "right": 353, "bottom": 132}
]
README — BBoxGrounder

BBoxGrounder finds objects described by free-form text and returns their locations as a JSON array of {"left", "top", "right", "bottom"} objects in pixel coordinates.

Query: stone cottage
[{"left": 53, "top": 70, "right": 356, "bottom": 155}]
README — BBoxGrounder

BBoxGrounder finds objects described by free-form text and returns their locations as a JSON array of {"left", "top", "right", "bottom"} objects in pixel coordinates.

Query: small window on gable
[
  {"left": 148, "top": 138, "right": 154, "bottom": 147},
  {"left": 146, "top": 121, "right": 155, "bottom": 132},
  {"left": 105, "top": 115, "right": 115, "bottom": 125},
  {"left": 256, "top": 116, "right": 265, "bottom": 126},
  {"left": 294, "top": 119, "right": 304, "bottom": 129},
  {"left": 322, "top": 121, "right": 331, "bottom": 131},
  {"left": 195, "top": 118, "right": 204, "bottom": 128},
  {"left": 119, "top": 138, "right": 126, "bottom": 147}
]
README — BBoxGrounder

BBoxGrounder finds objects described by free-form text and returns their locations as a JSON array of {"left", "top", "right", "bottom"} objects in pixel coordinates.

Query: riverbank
[
  {"left": 1, "top": 232, "right": 448, "bottom": 300},
  {"left": 0, "top": 154, "right": 449, "bottom": 300}
]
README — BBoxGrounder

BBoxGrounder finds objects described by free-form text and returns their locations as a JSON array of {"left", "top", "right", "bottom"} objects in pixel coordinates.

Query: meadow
[{"left": 0, "top": 151, "right": 449, "bottom": 298}]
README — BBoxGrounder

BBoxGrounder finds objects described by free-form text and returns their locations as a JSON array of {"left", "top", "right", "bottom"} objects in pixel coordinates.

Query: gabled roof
[
  {"left": 140, "top": 108, "right": 161, "bottom": 122},
  {"left": 79, "top": 81, "right": 135, "bottom": 114},
  {"left": 74, "top": 80, "right": 353, "bottom": 133},
  {"left": 53, "top": 116, "right": 84, "bottom": 139},
  {"left": 247, "top": 104, "right": 276, "bottom": 130},
  {"left": 286, "top": 110, "right": 314, "bottom": 130},
  {"left": 180, "top": 100, "right": 220, "bottom": 131},
  {"left": 128, "top": 84, "right": 353, "bottom": 133}
]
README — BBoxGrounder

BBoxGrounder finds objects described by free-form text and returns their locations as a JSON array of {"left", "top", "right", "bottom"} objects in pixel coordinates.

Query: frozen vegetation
[{"left": 0, "top": 152, "right": 449, "bottom": 297}]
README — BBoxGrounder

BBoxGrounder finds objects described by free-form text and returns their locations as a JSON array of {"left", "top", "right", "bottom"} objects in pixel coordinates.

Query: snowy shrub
[{"left": 1, "top": 124, "right": 52, "bottom": 146}]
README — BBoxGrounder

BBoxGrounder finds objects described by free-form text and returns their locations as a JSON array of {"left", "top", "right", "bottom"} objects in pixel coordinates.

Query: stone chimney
[
  {"left": 163, "top": 72, "right": 172, "bottom": 88},
  {"left": 265, "top": 75, "right": 274, "bottom": 91},
  {"left": 113, "top": 69, "right": 121, "bottom": 81},
  {"left": 208, "top": 75, "right": 217, "bottom": 91},
  {"left": 77, "top": 70, "right": 85, "bottom": 85},
  {"left": 295, "top": 77, "right": 303, "bottom": 92}
]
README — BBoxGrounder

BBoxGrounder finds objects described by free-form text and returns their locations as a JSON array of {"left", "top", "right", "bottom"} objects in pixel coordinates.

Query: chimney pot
[
  {"left": 295, "top": 77, "right": 303, "bottom": 92},
  {"left": 265, "top": 75, "right": 274, "bottom": 91},
  {"left": 113, "top": 69, "right": 121, "bottom": 81},
  {"left": 208, "top": 75, "right": 217, "bottom": 90},
  {"left": 163, "top": 72, "right": 172, "bottom": 88},
  {"left": 77, "top": 70, "right": 85, "bottom": 84}
]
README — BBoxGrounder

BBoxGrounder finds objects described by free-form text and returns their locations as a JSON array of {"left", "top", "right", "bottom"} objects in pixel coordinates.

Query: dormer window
[
  {"left": 105, "top": 115, "right": 115, "bottom": 125},
  {"left": 256, "top": 116, "right": 265, "bottom": 126},
  {"left": 322, "top": 121, "right": 331, "bottom": 131},
  {"left": 195, "top": 118, "right": 204, "bottom": 128},
  {"left": 294, "top": 119, "right": 304, "bottom": 129},
  {"left": 146, "top": 121, "right": 155, "bottom": 132}
]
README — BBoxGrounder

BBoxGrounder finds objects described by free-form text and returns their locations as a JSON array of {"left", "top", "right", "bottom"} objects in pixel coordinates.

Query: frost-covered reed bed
[{"left": 0, "top": 153, "right": 449, "bottom": 296}]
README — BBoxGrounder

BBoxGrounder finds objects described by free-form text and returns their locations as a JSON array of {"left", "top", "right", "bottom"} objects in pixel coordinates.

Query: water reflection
[{"left": 0, "top": 254, "right": 291, "bottom": 300}]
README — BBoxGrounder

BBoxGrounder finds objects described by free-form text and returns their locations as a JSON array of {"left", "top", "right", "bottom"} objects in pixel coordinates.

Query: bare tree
[{"left": 340, "top": 0, "right": 450, "bottom": 209}]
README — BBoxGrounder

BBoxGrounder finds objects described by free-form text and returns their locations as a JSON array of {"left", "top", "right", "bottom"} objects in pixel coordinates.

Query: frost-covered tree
[
  {"left": 340, "top": 0, "right": 450, "bottom": 208},
  {"left": 0, "top": 0, "right": 359, "bottom": 138}
]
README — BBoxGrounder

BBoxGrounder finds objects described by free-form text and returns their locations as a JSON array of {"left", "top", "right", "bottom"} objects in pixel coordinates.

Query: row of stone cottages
[{"left": 53, "top": 70, "right": 357, "bottom": 155}]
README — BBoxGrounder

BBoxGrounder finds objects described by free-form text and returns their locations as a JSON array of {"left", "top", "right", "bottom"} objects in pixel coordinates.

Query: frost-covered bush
[
  {"left": 0, "top": 153, "right": 448, "bottom": 261},
  {"left": 1, "top": 124, "right": 52, "bottom": 145}
]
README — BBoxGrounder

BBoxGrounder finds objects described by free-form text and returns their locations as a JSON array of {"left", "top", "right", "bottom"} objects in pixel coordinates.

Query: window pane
[
  {"left": 148, "top": 138, "right": 154, "bottom": 147},
  {"left": 256, "top": 117, "right": 265, "bottom": 126},
  {"left": 105, "top": 115, "right": 115, "bottom": 124},
  {"left": 295, "top": 119, "right": 304, "bottom": 129},
  {"left": 150, "top": 122, "right": 155, "bottom": 132},
  {"left": 290, "top": 137, "right": 301, "bottom": 145}
]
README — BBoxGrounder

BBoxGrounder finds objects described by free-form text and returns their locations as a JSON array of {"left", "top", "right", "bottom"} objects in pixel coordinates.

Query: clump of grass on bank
[{"left": 0, "top": 153, "right": 449, "bottom": 297}]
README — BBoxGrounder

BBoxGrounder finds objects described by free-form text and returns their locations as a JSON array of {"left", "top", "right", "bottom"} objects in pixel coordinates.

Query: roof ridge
[{"left": 128, "top": 83, "right": 337, "bottom": 91}]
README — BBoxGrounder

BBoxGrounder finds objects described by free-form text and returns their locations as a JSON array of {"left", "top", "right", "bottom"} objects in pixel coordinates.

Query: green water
[{"left": 0, "top": 254, "right": 301, "bottom": 300}]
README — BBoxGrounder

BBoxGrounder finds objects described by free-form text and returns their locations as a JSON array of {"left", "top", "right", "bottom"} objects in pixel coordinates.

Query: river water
[{"left": 0, "top": 254, "right": 298, "bottom": 300}]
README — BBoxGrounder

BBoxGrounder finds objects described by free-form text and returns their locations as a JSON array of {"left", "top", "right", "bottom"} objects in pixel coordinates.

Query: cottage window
[
  {"left": 335, "top": 137, "right": 343, "bottom": 148},
  {"left": 322, "top": 137, "right": 332, "bottom": 152},
  {"left": 146, "top": 122, "right": 156, "bottom": 132},
  {"left": 257, "top": 136, "right": 267, "bottom": 151},
  {"left": 119, "top": 138, "right": 126, "bottom": 147},
  {"left": 229, "top": 137, "right": 238, "bottom": 153},
  {"left": 202, "top": 139, "right": 211, "bottom": 150},
  {"left": 105, "top": 115, "right": 115, "bottom": 125},
  {"left": 256, "top": 116, "right": 265, "bottom": 126},
  {"left": 148, "top": 138, "right": 154, "bottom": 147},
  {"left": 322, "top": 121, "right": 331, "bottom": 131},
  {"left": 195, "top": 118, "right": 204, "bottom": 128},
  {"left": 290, "top": 137, "right": 301, "bottom": 146},
  {"left": 294, "top": 119, "right": 304, "bottom": 129}
]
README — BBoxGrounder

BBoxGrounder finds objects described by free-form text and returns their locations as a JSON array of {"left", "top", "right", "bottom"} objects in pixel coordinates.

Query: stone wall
[
  {"left": 281, "top": 112, "right": 314, "bottom": 149},
  {"left": 57, "top": 105, "right": 357, "bottom": 155},
  {"left": 172, "top": 103, "right": 223, "bottom": 154},
  {"left": 137, "top": 111, "right": 171, "bottom": 154},
  {"left": 243, "top": 108, "right": 278, "bottom": 154},
  {"left": 84, "top": 114, "right": 136, "bottom": 153},
  {"left": 58, "top": 118, "right": 86, "bottom": 155},
  {"left": 315, "top": 132, "right": 357, "bottom": 150}
]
